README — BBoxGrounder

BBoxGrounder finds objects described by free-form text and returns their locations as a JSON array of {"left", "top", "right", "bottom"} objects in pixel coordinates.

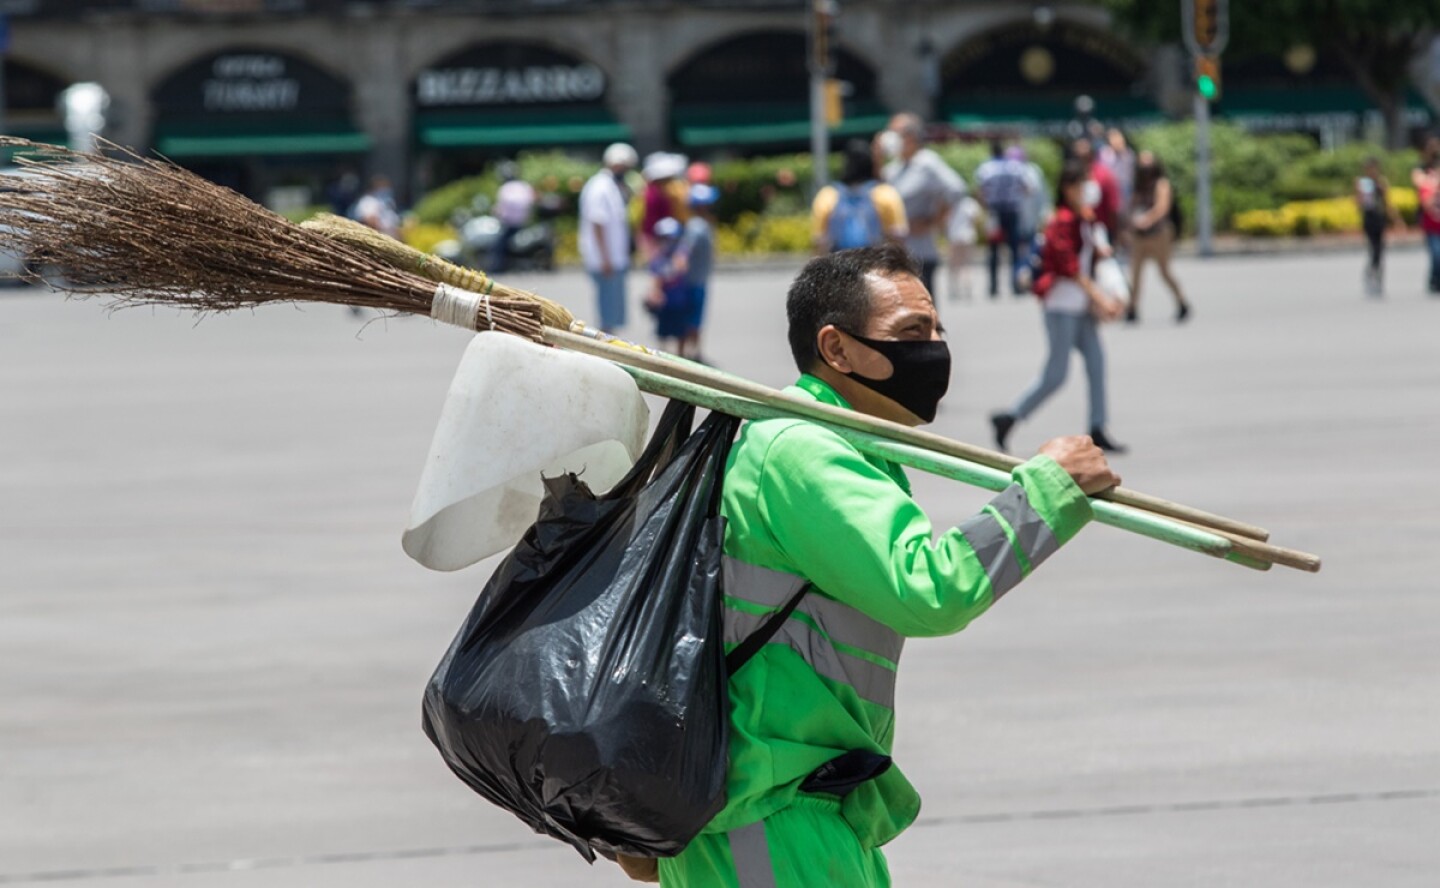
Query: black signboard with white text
[
  {"left": 152, "top": 49, "right": 352, "bottom": 117},
  {"left": 414, "top": 43, "right": 608, "bottom": 110}
]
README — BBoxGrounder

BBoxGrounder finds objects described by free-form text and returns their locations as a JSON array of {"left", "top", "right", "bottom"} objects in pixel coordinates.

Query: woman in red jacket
[{"left": 991, "top": 158, "right": 1127, "bottom": 453}]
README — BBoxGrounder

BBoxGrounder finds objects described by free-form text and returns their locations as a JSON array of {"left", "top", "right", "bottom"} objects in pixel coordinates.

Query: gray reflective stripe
[
  {"left": 989, "top": 483, "right": 1060, "bottom": 568},
  {"left": 794, "top": 595, "right": 904, "bottom": 665},
  {"left": 776, "top": 619, "right": 897, "bottom": 708},
  {"left": 723, "top": 556, "right": 808, "bottom": 609},
  {"left": 728, "top": 821, "right": 777, "bottom": 888},
  {"left": 958, "top": 510, "right": 1024, "bottom": 601},
  {"left": 723, "top": 607, "right": 899, "bottom": 708}
]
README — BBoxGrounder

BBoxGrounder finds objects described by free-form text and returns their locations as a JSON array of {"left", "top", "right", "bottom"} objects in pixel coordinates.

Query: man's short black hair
[{"left": 786, "top": 243, "right": 921, "bottom": 373}]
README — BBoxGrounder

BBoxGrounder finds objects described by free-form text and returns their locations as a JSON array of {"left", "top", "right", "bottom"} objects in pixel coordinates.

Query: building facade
[{"left": 2, "top": 1, "right": 1429, "bottom": 204}]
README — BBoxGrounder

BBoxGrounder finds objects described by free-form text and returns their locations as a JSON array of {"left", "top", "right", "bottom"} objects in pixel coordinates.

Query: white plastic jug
[{"left": 403, "top": 331, "right": 650, "bottom": 571}]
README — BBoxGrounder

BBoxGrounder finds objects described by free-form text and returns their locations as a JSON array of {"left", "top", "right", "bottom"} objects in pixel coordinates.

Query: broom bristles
[
  {"left": 301, "top": 213, "right": 577, "bottom": 331},
  {"left": 0, "top": 137, "right": 542, "bottom": 339}
]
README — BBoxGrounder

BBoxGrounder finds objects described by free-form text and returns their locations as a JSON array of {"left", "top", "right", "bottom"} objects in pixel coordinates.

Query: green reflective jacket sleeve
[{"left": 752, "top": 420, "right": 1093, "bottom": 637}]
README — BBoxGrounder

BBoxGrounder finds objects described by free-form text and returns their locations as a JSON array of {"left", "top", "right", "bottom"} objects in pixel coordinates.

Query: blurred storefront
[
  {"left": 412, "top": 41, "right": 630, "bottom": 188},
  {"left": 938, "top": 19, "right": 1158, "bottom": 136},
  {"left": 1, "top": 58, "right": 71, "bottom": 161},
  {"left": 667, "top": 31, "right": 889, "bottom": 154},
  {"left": 150, "top": 48, "right": 369, "bottom": 203}
]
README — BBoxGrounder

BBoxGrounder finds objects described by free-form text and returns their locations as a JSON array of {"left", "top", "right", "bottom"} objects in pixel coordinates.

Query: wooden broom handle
[{"left": 544, "top": 327, "right": 1274, "bottom": 544}]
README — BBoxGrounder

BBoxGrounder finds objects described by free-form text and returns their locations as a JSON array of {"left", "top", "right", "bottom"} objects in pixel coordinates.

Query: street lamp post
[{"left": 808, "top": 0, "right": 836, "bottom": 193}]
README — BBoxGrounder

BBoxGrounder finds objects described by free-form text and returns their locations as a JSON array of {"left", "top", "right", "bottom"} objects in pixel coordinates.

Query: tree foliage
[{"left": 1101, "top": 0, "right": 1440, "bottom": 146}]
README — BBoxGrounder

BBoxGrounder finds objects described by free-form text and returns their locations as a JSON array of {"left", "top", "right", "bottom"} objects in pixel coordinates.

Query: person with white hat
[
  {"left": 580, "top": 142, "right": 638, "bottom": 331},
  {"left": 640, "top": 152, "right": 691, "bottom": 262}
]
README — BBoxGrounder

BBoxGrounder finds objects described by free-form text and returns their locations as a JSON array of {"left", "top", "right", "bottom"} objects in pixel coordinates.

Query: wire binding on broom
[{"left": 0, "top": 137, "right": 543, "bottom": 340}]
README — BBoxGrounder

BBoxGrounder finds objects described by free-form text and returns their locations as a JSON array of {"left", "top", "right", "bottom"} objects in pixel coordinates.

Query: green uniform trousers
[{"left": 657, "top": 796, "right": 891, "bottom": 888}]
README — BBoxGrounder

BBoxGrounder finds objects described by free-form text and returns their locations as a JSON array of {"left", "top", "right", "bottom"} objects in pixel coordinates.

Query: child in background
[
  {"left": 644, "top": 217, "right": 691, "bottom": 353},
  {"left": 674, "top": 184, "right": 718, "bottom": 361},
  {"left": 945, "top": 193, "right": 982, "bottom": 301}
]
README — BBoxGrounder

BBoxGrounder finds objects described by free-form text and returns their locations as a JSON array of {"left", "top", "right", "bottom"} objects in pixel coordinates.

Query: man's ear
[{"left": 815, "top": 325, "right": 853, "bottom": 374}]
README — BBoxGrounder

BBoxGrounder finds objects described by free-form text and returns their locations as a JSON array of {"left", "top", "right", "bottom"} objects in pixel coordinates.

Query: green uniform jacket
[{"left": 711, "top": 374, "right": 1094, "bottom": 848}]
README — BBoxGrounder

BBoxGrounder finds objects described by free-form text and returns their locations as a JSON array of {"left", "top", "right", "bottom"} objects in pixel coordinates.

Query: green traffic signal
[{"left": 1198, "top": 74, "right": 1218, "bottom": 100}]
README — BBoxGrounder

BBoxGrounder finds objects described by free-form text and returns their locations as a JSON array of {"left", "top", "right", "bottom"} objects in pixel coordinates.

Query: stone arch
[
  {"left": 938, "top": 17, "right": 1152, "bottom": 129},
  {"left": 665, "top": 29, "right": 886, "bottom": 151}
]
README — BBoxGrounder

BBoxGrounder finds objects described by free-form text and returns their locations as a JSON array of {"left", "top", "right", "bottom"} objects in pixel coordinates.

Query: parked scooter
[{"left": 439, "top": 186, "right": 558, "bottom": 274}]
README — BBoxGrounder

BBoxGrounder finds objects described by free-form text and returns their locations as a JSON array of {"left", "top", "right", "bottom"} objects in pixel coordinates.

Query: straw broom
[
  {"left": 303, "top": 215, "right": 1322, "bottom": 573},
  {"left": 0, "top": 138, "right": 1319, "bottom": 572},
  {"left": 0, "top": 138, "right": 543, "bottom": 340}
]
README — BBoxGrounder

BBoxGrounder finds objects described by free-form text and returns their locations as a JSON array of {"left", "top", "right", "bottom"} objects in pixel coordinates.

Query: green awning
[
  {"left": 673, "top": 102, "right": 891, "bottom": 148},
  {"left": 415, "top": 108, "right": 631, "bottom": 149},
  {"left": 1218, "top": 87, "right": 1432, "bottom": 117},
  {"left": 943, "top": 94, "right": 1159, "bottom": 129},
  {"left": 2, "top": 124, "right": 69, "bottom": 161},
  {"left": 153, "top": 119, "right": 370, "bottom": 158}
]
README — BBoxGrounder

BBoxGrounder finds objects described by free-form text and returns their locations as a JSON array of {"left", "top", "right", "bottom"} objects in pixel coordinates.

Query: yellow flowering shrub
[
  {"left": 401, "top": 221, "right": 459, "bottom": 255},
  {"left": 1234, "top": 188, "right": 1419, "bottom": 237}
]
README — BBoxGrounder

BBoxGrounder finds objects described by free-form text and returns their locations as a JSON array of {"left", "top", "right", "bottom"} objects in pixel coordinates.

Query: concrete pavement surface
[{"left": 2, "top": 247, "right": 1437, "bottom": 886}]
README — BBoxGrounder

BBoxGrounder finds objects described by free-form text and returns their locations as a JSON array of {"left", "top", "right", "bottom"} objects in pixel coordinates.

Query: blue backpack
[{"left": 828, "top": 182, "right": 883, "bottom": 251}]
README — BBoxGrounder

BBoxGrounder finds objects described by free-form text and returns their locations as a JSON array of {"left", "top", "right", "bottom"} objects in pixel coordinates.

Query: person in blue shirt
[{"left": 673, "top": 184, "right": 718, "bottom": 361}]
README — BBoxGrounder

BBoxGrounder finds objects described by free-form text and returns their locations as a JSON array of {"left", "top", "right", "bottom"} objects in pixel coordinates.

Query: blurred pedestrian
[
  {"left": 1070, "top": 138, "right": 1119, "bottom": 240},
  {"left": 325, "top": 167, "right": 362, "bottom": 218},
  {"left": 641, "top": 152, "right": 690, "bottom": 261},
  {"left": 881, "top": 113, "right": 966, "bottom": 295},
  {"left": 643, "top": 216, "right": 690, "bottom": 354},
  {"left": 1410, "top": 135, "right": 1440, "bottom": 294},
  {"left": 1127, "top": 151, "right": 1190, "bottom": 323},
  {"left": 350, "top": 174, "right": 400, "bottom": 239},
  {"left": 812, "top": 139, "right": 908, "bottom": 253},
  {"left": 580, "top": 142, "right": 637, "bottom": 331},
  {"left": 674, "top": 184, "right": 719, "bottom": 361},
  {"left": 944, "top": 192, "right": 981, "bottom": 301},
  {"left": 1100, "top": 128, "right": 1136, "bottom": 251},
  {"left": 975, "top": 141, "right": 1033, "bottom": 297},
  {"left": 1355, "top": 155, "right": 1404, "bottom": 298},
  {"left": 1016, "top": 147, "right": 1052, "bottom": 293},
  {"left": 991, "top": 158, "right": 1128, "bottom": 455},
  {"left": 490, "top": 161, "right": 535, "bottom": 274}
]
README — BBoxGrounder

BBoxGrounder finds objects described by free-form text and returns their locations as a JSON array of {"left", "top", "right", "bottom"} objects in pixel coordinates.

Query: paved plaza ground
[{"left": 1, "top": 246, "right": 1437, "bottom": 886}]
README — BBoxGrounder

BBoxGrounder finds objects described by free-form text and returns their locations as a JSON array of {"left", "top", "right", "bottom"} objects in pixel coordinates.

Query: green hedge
[{"left": 408, "top": 127, "right": 1425, "bottom": 244}]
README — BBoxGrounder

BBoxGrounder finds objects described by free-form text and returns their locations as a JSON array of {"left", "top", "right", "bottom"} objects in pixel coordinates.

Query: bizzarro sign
[
  {"left": 153, "top": 48, "right": 351, "bottom": 116},
  {"left": 415, "top": 42, "right": 607, "bottom": 108}
]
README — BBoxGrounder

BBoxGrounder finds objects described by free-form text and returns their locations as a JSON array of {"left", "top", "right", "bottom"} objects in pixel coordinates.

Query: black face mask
[{"left": 839, "top": 332, "right": 951, "bottom": 423}]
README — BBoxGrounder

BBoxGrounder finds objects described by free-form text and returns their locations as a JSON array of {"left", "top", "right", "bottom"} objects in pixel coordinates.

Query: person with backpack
[
  {"left": 975, "top": 142, "right": 1033, "bottom": 297},
  {"left": 990, "top": 159, "right": 1129, "bottom": 456},
  {"left": 811, "top": 139, "right": 907, "bottom": 254},
  {"left": 1126, "top": 151, "right": 1191, "bottom": 323},
  {"left": 655, "top": 243, "right": 1118, "bottom": 887}
]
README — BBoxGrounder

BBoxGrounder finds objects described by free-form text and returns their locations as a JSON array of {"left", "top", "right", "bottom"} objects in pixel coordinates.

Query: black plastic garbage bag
[{"left": 422, "top": 401, "right": 741, "bottom": 861}]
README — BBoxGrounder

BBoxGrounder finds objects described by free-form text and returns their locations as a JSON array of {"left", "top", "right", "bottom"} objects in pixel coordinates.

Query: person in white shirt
[
  {"left": 351, "top": 175, "right": 400, "bottom": 239},
  {"left": 579, "top": 143, "right": 638, "bottom": 331}
]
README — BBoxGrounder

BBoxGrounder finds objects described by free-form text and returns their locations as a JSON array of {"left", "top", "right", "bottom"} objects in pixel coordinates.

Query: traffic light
[{"left": 1195, "top": 55, "right": 1221, "bottom": 101}]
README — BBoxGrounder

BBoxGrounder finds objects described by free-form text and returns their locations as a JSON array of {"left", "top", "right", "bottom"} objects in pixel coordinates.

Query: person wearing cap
[
  {"left": 641, "top": 152, "right": 691, "bottom": 262},
  {"left": 671, "top": 183, "right": 719, "bottom": 361},
  {"left": 580, "top": 143, "right": 638, "bottom": 332}
]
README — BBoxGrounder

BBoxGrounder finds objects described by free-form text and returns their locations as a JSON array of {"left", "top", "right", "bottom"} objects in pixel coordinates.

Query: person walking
[
  {"left": 655, "top": 243, "right": 1119, "bottom": 888},
  {"left": 1411, "top": 136, "right": 1440, "bottom": 294},
  {"left": 1356, "top": 156, "right": 1405, "bottom": 298},
  {"left": 350, "top": 175, "right": 400, "bottom": 239},
  {"left": 812, "top": 139, "right": 908, "bottom": 253},
  {"left": 975, "top": 142, "right": 1033, "bottom": 297},
  {"left": 881, "top": 113, "right": 966, "bottom": 294},
  {"left": 579, "top": 142, "right": 638, "bottom": 332},
  {"left": 1126, "top": 151, "right": 1190, "bottom": 322},
  {"left": 991, "top": 159, "right": 1128, "bottom": 455},
  {"left": 675, "top": 183, "right": 719, "bottom": 361},
  {"left": 1069, "top": 138, "right": 1119, "bottom": 240},
  {"left": 944, "top": 191, "right": 982, "bottom": 301}
]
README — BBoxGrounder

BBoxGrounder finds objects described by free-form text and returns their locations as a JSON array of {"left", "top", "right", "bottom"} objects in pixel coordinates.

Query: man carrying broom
[{"left": 658, "top": 244, "right": 1118, "bottom": 887}]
